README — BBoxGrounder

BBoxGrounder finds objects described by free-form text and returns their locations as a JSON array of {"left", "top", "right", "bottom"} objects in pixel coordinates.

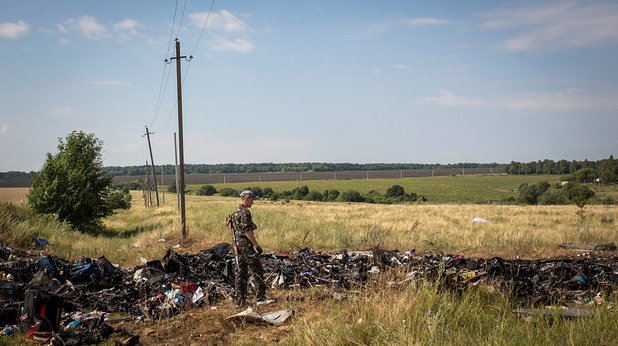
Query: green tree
[
  {"left": 596, "top": 155, "right": 617, "bottom": 184},
  {"left": 574, "top": 168, "right": 595, "bottom": 183},
  {"left": 28, "top": 131, "right": 114, "bottom": 231},
  {"left": 564, "top": 184, "right": 595, "bottom": 212}
]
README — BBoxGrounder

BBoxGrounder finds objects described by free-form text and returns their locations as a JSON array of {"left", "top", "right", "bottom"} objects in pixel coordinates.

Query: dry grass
[{"left": 88, "top": 192, "right": 618, "bottom": 266}]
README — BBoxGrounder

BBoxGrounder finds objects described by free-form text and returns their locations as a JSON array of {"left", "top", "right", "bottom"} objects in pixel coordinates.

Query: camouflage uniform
[{"left": 230, "top": 204, "right": 266, "bottom": 305}]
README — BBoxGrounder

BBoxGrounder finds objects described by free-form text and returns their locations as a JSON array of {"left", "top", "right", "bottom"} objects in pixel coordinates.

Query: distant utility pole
[
  {"left": 145, "top": 161, "right": 152, "bottom": 207},
  {"left": 144, "top": 126, "right": 159, "bottom": 207},
  {"left": 166, "top": 38, "right": 192, "bottom": 243},
  {"left": 160, "top": 165, "right": 165, "bottom": 205},
  {"left": 174, "top": 132, "right": 180, "bottom": 210}
]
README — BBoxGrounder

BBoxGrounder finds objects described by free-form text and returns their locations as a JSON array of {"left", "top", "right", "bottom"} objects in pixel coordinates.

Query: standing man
[{"left": 228, "top": 190, "right": 275, "bottom": 307}]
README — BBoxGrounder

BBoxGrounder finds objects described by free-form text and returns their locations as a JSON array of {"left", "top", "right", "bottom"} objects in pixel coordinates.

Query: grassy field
[
  {"left": 1, "top": 176, "right": 617, "bottom": 345},
  {"left": 196, "top": 174, "right": 616, "bottom": 204}
]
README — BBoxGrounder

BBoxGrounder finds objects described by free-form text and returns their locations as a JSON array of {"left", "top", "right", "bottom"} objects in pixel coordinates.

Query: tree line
[
  {"left": 504, "top": 156, "right": 617, "bottom": 183},
  {"left": 99, "top": 162, "right": 503, "bottom": 176}
]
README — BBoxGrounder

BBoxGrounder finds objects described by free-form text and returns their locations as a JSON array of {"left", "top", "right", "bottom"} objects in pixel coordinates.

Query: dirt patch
[{"left": 111, "top": 293, "right": 303, "bottom": 345}]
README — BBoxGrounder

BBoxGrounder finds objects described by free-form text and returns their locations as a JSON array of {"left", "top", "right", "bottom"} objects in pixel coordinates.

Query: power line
[
  {"left": 175, "top": 0, "right": 189, "bottom": 39},
  {"left": 150, "top": 0, "right": 182, "bottom": 128},
  {"left": 158, "top": 0, "right": 216, "bottom": 133},
  {"left": 191, "top": 0, "right": 216, "bottom": 57}
]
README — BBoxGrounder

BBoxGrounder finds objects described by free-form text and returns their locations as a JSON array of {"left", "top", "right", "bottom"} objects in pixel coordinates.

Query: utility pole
[
  {"left": 160, "top": 165, "right": 165, "bottom": 205},
  {"left": 144, "top": 126, "right": 159, "bottom": 207},
  {"left": 174, "top": 132, "right": 180, "bottom": 210},
  {"left": 166, "top": 38, "right": 192, "bottom": 243},
  {"left": 145, "top": 161, "right": 152, "bottom": 207}
]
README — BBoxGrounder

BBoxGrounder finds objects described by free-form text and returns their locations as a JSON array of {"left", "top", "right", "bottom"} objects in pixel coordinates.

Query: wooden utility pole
[
  {"left": 144, "top": 126, "right": 160, "bottom": 207},
  {"left": 166, "top": 38, "right": 192, "bottom": 243},
  {"left": 174, "top": 132, "right": 180, "bottom": 210},
  {"left": 160, "top": 165, "right": 165, "bottom": 205},
  {"left": 145, "top": 161, "right": 152, "bottom": 207}
]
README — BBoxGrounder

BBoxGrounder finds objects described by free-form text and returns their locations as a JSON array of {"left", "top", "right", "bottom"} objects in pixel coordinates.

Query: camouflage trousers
[{"left": 234, "top": 237, "right": 266, "bottom": 305}]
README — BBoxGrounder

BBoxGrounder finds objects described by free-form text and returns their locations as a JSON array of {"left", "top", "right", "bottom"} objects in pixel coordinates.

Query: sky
[{"left": 1, "top": 0, "right": 617, "bottom": 172}]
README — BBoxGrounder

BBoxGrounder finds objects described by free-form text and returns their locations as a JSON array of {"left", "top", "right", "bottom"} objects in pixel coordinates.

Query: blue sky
[{"left": 1, "top": 0, "right": 617, "bottom": 172}]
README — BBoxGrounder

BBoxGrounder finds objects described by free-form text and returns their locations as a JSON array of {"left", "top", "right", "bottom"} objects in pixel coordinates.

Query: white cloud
[
  {"left": 393, "top": 64, "right": 412, "bottom": 72},
  {"left": 58, "top": 37, "right": 70, "bottom": 46},
  {"left": 421, "top": 88, "right": 618, "bottom": 111},
  {"left": 366, "top": 17, "right": 448, "bottom": 36},
  {"left": 372, "top": 67, "right": 383, "bottom": 76},
  {"left": 113, "top": 18, "right": 139, "bottom": 32},
  {"left": 0, "top": 123, "right": 8, "bottom": 134},
  {"left": 210, "top": 36, "right": 254, "bottom": 53},
  {"left": 0, "top": 20, "right": 30, "bottom": 39},
  {"left": 58, "top": 15, "right": 108, "bottom": 39},
  {"left": 482, "top": 1, "right": 618, "bottom": 51},
  {"left": 55, "top": 16, "right": 144, "bottom": 43},
  {"left": 189, "top": 10, "right": 249, "bottom": 33},
  {"left": 86, "top": 80, "right": 130, "bottom": 86},
  {"left": 49, "top": 106, "right": 83, "bottom": 118},
  {"left": 402, "top": 18, "right": 448, "bottom": 27}
]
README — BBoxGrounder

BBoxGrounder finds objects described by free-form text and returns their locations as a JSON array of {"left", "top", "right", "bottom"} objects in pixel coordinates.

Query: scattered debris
[
  {"left": 559, "top": 243, "right": 616, "bottom": 252},
  {"left": 1, "top": 243, "right": 617, "bottom": 343},
  {"left": 227, "top": 307, "right": 293, "bottom": 326}
]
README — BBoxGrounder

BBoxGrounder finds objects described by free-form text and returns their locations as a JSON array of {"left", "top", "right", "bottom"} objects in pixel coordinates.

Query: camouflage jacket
[{"left": 229, "top": 204, "right": 254, "bottom": 241}]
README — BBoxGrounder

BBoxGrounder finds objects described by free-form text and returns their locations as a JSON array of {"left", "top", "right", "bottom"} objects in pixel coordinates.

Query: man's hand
[
  {"left": 254, "top": 245, "right": 263, "bottom": 255},
  {"left": 251, "top": 222, "right": 258, "bottom": 230}
]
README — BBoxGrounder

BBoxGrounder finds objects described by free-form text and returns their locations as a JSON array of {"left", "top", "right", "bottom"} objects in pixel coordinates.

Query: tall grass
[{"left": 282, "top": 276, "right": 618, "bottom": 345}]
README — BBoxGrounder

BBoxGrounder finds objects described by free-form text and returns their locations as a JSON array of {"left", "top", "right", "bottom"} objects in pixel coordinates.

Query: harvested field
[{"left": 0, "top": 188, "right": 28, "bottom": 204}]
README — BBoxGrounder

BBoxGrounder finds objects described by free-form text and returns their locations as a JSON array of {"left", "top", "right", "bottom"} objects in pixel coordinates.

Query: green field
[{"left": 188, "top": 174, "right": 615, "bottom": 204}]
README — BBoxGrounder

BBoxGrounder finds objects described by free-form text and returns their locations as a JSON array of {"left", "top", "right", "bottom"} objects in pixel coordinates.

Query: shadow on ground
[{"left": 95, "top": 224, "right": 159, "bottom": 238}]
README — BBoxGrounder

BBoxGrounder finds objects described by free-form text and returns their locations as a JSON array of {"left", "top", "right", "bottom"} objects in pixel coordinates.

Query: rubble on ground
[{"left": 1, "top": 243, "right": 617, "bottom": 343}]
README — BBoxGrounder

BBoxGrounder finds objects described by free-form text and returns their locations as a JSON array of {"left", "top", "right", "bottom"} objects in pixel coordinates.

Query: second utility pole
[
  {"left": 144, "top": 126, "right": 160, "bottom": 207},
  {"left": 167, "top": 38, "right": 192, "bottom": 243}
]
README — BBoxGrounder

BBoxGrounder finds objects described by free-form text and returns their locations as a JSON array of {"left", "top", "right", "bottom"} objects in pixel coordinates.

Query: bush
[
  {"left": 564, "top": 184, "right": 595, "bottom": 209},
  {"left": 304, "top": 191, "right": 323, "bottom": 201},
  {"left": 338, "top": 190, "right": 365, "bottom": 202},
  {"left": 167, "top": 180, "right": 177, "bottom": 193},
  {"left": 113, "top": 179, "right": 144, "bottom": 192},
  {"left": 196, "top": 185, "right": 217, "bottom": 196},
  {"left": 516, "top": 181, "right": 550, "bottom": 205},
  {"left": 537, "top": 189, "right": 569, "bottom": 205},
  {"left": 262, "top": 187, "right": 274, "bottom": 198},
  {"left": 386, "top": 185, "right": 405, "bottom": 198},
  {"left": 219, "top": 188, "right": 239, "bottom": 197},
  {"left": 323, "top": 189, "right": 340, "bottom": 202},
  {"left": 106, "top": 189, "right": 132, "bottom": 209}
]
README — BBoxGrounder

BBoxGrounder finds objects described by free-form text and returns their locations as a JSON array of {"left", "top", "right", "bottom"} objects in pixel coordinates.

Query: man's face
[{"left": 242, "top": 196, "right": 254, "bottom": 207}]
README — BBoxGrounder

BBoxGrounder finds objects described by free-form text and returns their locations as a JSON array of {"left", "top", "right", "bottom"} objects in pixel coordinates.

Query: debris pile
[{"left": 1, "top": 244, "right": 617, "bottom": 342}]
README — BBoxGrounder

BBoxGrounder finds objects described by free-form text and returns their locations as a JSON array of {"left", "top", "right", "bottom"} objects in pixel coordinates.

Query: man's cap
[{"left": 240, "top": 190, "right": 259, "bottom": 199}]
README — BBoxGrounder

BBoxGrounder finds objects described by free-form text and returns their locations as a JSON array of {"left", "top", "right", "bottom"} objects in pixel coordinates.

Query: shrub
[
  {"left": 219, "top": 188, "right": 239, "bottom": 197},
  {"left": 386, "top": 185, "right": 405, "bottom": 198},
  {"left": 106, "top": 189, "right": 132, "bottom": 209},
  {"left": 537, "top": 189, "right": 569, "bottom": 205},
  {"left": 304, "top": 191, "right": 323, "bottom": 201},
  {"left": 564, "top": 184, "right": 595, "bottom": 209},
  {"left": 338, "top": 190, "right": 365, "bottom": 202},
  {"left": 196, "top": 185, "right": 217, "bottom": 196},
  {"left": 323, "top": 189, "right": 340, "bottom": 202},
  {"left": 516, "top": 181, "right": 550, "bottom": 205}
]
